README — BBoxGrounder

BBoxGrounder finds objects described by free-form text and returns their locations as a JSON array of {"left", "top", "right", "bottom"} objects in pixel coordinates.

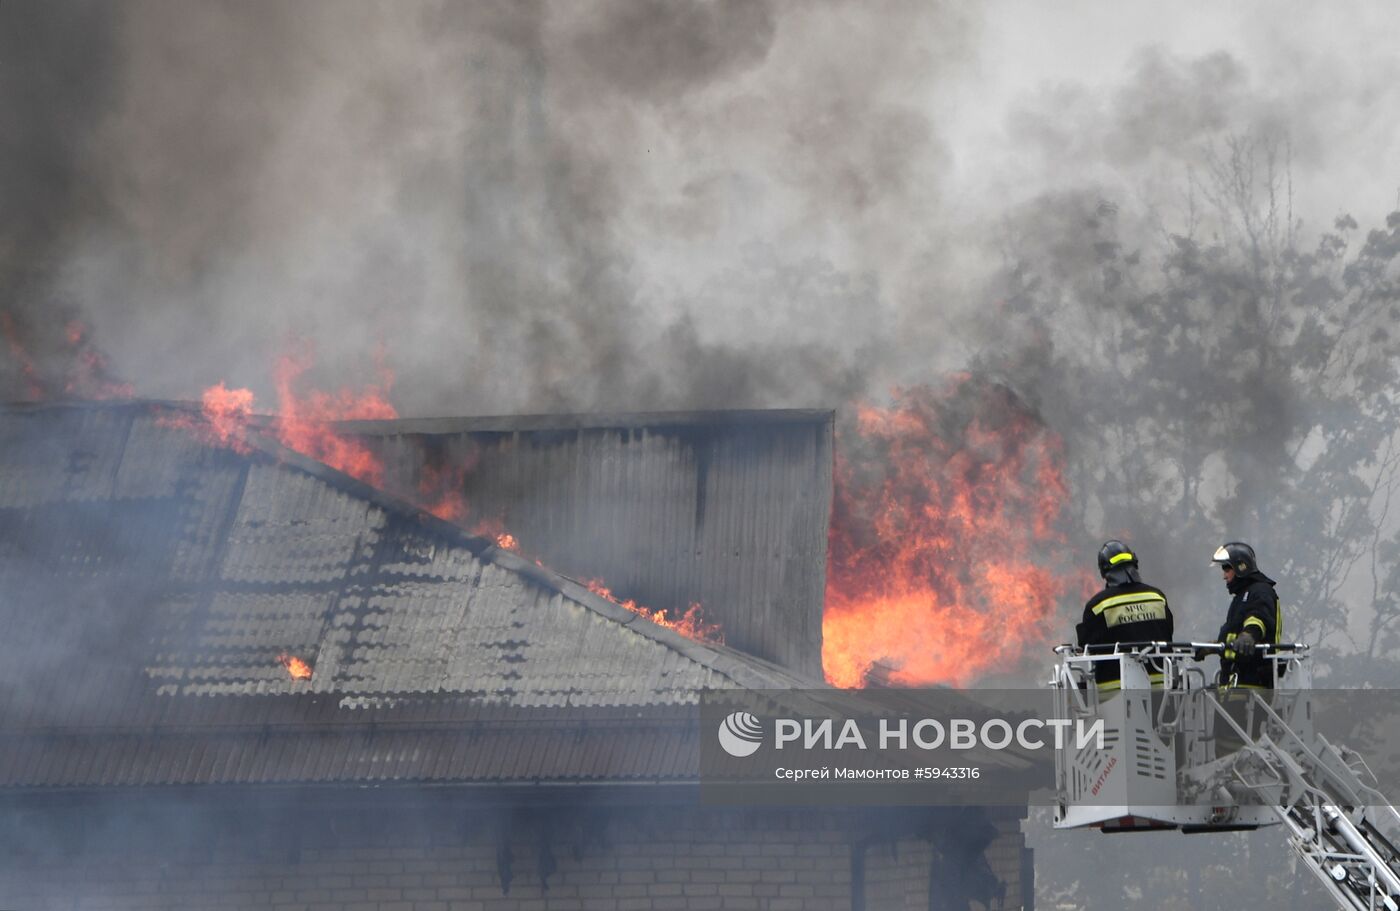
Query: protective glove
[{"left": 1232, "top": 631, "right": 1257, "bottom": 657}]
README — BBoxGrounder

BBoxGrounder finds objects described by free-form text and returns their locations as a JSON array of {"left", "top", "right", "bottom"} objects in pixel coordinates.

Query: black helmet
[
  {"left": 1097, "top": 540, "right": 1138, "bottom": 577},
  {"left": 1211, "top": 542, "right": 1257, "bottom": 575}
]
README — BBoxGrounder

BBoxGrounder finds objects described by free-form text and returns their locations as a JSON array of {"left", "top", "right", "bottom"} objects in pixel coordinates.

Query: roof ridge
[{"left": 0, "top": 398, "right": 835, "bottom": 429}]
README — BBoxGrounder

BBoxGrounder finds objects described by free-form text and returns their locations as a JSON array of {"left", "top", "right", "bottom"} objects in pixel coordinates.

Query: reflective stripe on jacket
[{"left": 1078, "top": 582, "right": 1174, "bottom": 686}]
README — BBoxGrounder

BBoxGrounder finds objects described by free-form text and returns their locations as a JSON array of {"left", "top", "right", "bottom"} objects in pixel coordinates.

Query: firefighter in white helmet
[{"left": 1210, "top": 541, "right": 1282, "bottom": 689}]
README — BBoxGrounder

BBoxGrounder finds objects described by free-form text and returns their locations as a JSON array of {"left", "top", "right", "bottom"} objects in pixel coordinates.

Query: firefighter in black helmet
[
  {"left": 1211, "top": 542, "right": 1282, "bottom": 688},
  {"left": 1076, "top": 540, "right": 1174, "bottom": 690}
]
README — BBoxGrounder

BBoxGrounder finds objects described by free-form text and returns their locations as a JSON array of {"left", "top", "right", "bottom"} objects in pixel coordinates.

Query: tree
[
  {"left": 982, "top": 135, "right": 1400, "bottom": 907},
  {"left": 980, "top": 134, "right": 1400, "bottom": 681}
]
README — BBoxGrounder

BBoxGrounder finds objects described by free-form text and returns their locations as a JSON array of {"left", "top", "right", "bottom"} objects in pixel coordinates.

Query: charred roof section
[{"left": 335, "top": 409, "right": 834, "bottom": 678}]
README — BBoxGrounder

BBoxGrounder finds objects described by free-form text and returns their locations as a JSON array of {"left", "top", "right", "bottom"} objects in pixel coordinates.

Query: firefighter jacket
[
  {"left": 1217, "top": 571, "right": 1282, "bottom": 688},
  {"left": 1077, "top": 579, "right": 1174, "bottom": 689}
]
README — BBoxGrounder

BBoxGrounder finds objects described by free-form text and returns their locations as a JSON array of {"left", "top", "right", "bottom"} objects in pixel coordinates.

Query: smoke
[
  {"left": 0, "top": 2, "right": 114, "bottom": 300},
  {"left": 2, "top": 1, "right": 1398, "bottom": 416},
  {"left": 6, "top": 1, "right": 1400, "bottom": 625},
  {"left": 7, "top": 10, "right": 1400, "bottom": 908},
  {"left": 0, "top": 0, "right": 968, "bottom": 413},
  {"left": 564, "top": 0, "right": 776, "bottom": 100},
  {"left": 0, "top": 2, "right": 128, "bottom": 399}
]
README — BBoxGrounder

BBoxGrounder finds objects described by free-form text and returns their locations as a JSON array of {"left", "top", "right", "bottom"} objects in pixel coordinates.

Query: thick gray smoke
[
  {"left": 0, "top": 0, "right": 968, "bottom": 412},
  {"left": 6, "top": 7, "right": 1400, "bottom": 905},
  {"left": 4, "top": 0, "right": 1397, "bottom": 419},
  {"left": 5, "top": 0, "right": 1400, "bottom": 644}
]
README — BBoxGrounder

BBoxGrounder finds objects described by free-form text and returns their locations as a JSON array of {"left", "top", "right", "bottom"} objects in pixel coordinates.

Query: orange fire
[
  {"left": 466, "top": 516, "right": 520, "bottom": 551},
  {"left": 271, "top": 346, "right": 397, "bottom": 487},
  {"left": 822, "top": 378, "right": 1074, "bottom": 688},
  {"left": 178, "top": 349, "right": 730, "bottom": 650},
  {"left": 180, "top": 344, "right": 396, "bottom": 485},
  {"left": 201, "top": 383, "right": 256, "bottom": 451},
  {"left": 154, "top": 382, "right": 257, "bottom": 452},
  {"left": 583, "top": 578, "right": 723, "bottom": 644},
  {"left": 278, "top": 653, "right": 313, "bottom": 680}
]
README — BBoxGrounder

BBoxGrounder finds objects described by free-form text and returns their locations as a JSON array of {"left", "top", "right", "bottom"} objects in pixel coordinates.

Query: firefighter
[
  {"left": 1076, "top": 540, "right": 1174, "bottom": 690},
  {"left": 1210, "top": 541, "right": 1282, "bottom": 689}
]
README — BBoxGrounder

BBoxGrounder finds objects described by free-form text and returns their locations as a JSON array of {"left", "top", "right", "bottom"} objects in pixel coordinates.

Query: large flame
[
  {"left": 201, "top": 383, "right": 256, "bottom": 452},
  {"left": 170, "top": 361, "right": 1067, "bottom": 673},
  {"left": 823, "top": 378, "right": 1073, "bottom": 688},
  {"left": 155, "top": 381, "right": 257, "bottom": 453},
  {"left": 176, "top": 345, "right": 396, "bottom": 484}
]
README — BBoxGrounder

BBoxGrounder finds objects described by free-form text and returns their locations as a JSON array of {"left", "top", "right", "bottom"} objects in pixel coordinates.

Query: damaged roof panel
[{"left": 337, "top": 410, "right": 834, "bottom": 678}]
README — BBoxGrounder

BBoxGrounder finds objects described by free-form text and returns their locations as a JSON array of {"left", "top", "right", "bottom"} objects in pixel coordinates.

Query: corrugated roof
[
  {"left": 0, "top": 402, "right": 825, "bottom": 788},
  {"left": 331, "top": 409, "right": 834, "bottom": 678}
]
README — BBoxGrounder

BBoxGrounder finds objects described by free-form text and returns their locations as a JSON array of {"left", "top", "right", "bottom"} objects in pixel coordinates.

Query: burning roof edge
[{"left": 0, "top": 398, "right": 826, "bottom": 694}]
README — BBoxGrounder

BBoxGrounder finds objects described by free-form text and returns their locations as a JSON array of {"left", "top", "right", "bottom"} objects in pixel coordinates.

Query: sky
[{"left": 967, "top": 1, "right": 1400, "bottom": 225}]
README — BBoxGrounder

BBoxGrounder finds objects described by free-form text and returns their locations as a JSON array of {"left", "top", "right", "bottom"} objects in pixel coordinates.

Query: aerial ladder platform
[{"left": 1052, "top": 644, "right": 1400, "bottom": 911}]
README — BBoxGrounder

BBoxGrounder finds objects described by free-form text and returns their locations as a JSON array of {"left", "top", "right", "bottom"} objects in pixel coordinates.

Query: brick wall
[
  {"left": 864, "top": 838, "right": 936, "bottom": 909},
  {"left": 860, "top": 815, "right": 1026, "bottom": 911},
  {"left": 0, "top": 795, "right": 1027, "bottom": 911}
]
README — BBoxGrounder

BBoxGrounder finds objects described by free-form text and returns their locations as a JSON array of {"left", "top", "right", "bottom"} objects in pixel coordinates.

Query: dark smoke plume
[
  {"left": 0, "top": 2, "right": 127, "bottom": 399},
  {"left": 5, "top": 1, "right": 1400, "bottom": 652},
  {"left": 0, "top": 0, "right": 977, "bottom": 414}
]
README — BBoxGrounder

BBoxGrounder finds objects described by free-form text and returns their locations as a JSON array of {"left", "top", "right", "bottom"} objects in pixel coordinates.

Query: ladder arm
[{"left": 1227, "top": 691, "right": 1400, "bottom": 911}]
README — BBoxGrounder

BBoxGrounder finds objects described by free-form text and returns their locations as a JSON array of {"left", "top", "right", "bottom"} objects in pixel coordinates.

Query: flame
[
  {"left": 181, "top": 345, "right": 394, "bottom": 477},
  {"left": 465, "top": 516, "right": 521, "bottom": 552},
  {"left": 178, "top": 382, "right": 256, "bottom": 452},
  {"left": 183, "top": 350, "right": 514, "bottom": 550},
  {"left": 822, "top": 379, "right": 1074, "bottom": 688},
  {"left": 583, "top": 578, "right": 723, "bottom": 644},
  {"left": 154, "top": 382, "right": 258, "bottom": 453},
  {"left": 176, "top": 349, "right": 730, "bottom": 649},
  {"left": 467, "top": 516, "right": 517, "bottom": 548},
  {"left": 201, "top": 383, "right": 256, "bottom": 450},
  {"left": 278, "top": 653, "right": 313, "bottom": 680},
  {"left": 271, "top": 346, "right": 397, "bottom": 486}
]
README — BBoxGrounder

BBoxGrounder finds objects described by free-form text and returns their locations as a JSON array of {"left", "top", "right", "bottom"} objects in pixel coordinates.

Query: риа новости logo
[{"left": 718, "top": 711, "right": 764, "bottom": 757}]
